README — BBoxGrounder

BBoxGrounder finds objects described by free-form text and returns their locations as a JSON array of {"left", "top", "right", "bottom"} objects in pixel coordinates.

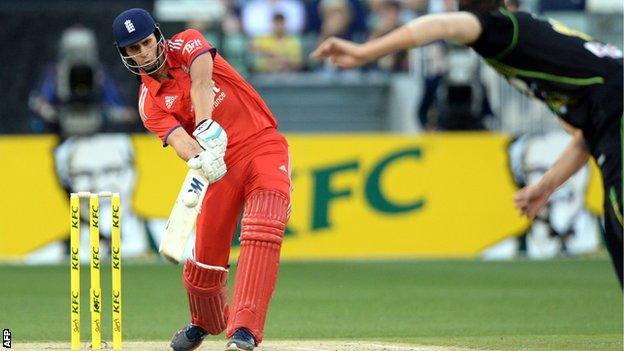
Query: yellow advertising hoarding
[{"left": 0, "top": 133, "right": 603, "bottom": 260}]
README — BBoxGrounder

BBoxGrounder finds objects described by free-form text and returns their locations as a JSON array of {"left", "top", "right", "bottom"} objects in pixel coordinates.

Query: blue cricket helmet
[
  {"left": 112, "top": 8, "right": 167, "bottom": 75},
  {"left": 112, "top": 8, "right": 157, "bottom": 48}
]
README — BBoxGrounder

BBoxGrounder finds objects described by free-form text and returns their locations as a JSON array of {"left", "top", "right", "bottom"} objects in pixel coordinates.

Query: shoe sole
[{"left": 225, "top": 342, "right": 254, "bottom": 350}]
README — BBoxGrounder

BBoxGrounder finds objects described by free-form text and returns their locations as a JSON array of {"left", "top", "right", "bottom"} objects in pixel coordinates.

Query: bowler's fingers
[
  {"left": 513, "top": 191, "right": 531, "bottom": 217},
  {"left": 310, "top": 39, "right": 334, "bottom": 60},
  {"left": 311, "top": 37, "right": 347, "bottom": 60}
]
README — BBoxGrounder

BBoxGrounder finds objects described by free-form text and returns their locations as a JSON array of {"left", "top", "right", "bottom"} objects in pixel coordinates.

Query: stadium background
[{"left": 0, "top": 1, "right": 622, "bottom": 350}]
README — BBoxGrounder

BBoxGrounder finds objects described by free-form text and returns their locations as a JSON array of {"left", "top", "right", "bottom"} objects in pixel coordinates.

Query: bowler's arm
[
  {"left": 361, "top": 12, "right": 483, "bottom": 63},
  {"left": 538, "top": 120, "right": 591, "bottom": 191}
]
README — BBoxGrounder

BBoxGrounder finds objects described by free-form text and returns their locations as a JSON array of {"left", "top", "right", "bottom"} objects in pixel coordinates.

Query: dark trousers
[{"left": 595, "top": 119, "right": 623, "bottom": 288}]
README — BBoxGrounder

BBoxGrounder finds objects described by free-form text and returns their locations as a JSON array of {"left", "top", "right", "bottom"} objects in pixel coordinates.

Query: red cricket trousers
[{"left": 194, "top": 129, "right": 291, "bottom": 266}]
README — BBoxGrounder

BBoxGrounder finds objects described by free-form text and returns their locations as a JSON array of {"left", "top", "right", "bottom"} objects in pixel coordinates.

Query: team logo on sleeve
[
  {"left": 164, "top": 96, "right": 178, "bottom": 109},
  {"left": 168, "top": 39, "right": 184, "bottom": 51},
  {"left": 584, "top": 42, "right": 623, "bottom": 59},
  {"left": 183, "top": 39, "right": 203, "bottom": 55}
]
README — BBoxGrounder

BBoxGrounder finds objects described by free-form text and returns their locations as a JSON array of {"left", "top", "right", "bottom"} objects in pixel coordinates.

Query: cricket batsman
[
  {"left": 311, "top": 0, "right": 623, "bottom": 287},
  {"left": 112, "top": 8, "right": 291, "bottom": 350}
]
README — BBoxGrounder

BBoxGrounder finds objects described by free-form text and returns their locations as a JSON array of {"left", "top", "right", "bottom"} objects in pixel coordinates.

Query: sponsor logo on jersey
[
  {"left": 211, "top": 80, "right": 221, "bottom": 94},
  {"left": 183, "top": 39, "right": 203, "bottom": 55},
  {"left": 211, "top": 80, "right": 227, "bottom": 109}
]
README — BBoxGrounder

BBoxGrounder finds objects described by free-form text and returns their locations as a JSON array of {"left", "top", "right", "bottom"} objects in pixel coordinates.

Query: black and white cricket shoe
[
  {"left": 170, "top": 323, "right": 207, "bottom": 351},
  {"left": 225, "top": 328, "right": 256, "bottom": 350}
]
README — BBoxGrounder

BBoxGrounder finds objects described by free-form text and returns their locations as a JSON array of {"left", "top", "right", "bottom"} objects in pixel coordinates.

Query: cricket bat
[{"left": 159, "top": 169, "right": 209, "bottom": 264}]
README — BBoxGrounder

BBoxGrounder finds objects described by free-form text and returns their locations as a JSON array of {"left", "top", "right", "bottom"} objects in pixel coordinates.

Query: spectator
[
  {"left": 435, "top": 44, "right": 491, "bottom": 130},
  {"left": 242, "top": 0, "right": 305, "bottom": 37},
  {"left": 368, "top": 0, "right": 408, "bottom": 71},
  {"left": 221, "top": 8, "right": 252, "bottom": 76},
  {"left": 369, "top": 0, "right": 403, "bottom": 38},
  {"left": 186, "top": 1, "right": 251, "bottom": 76},
  {"left": 317, "top": 0, "right": 352, "bottom": 42},
  {"left": 186, "top": 18, "right": 223, "bottom": 50},
  {"left": 416, "top": 0, "right": 457, "bottom": 129},
  {"left": 306, "top": 0, "right": 367, "bottom": 37},
  {"left": 417, "top": 43, "right": 448, "bottom": 130},
  {"left": 29, "top": 26, "right": 136, "bottom": 137},
  {"left": 251, "top": 13, "right": 303, "bottom": 73}
]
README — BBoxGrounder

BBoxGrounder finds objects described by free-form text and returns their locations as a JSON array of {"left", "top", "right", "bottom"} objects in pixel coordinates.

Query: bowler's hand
[
  {"left": 310, "top": 37, "right": 367, "bottom": 69},
  {"left": 513, "top": 182, "right": 554, "bottom": 219}
]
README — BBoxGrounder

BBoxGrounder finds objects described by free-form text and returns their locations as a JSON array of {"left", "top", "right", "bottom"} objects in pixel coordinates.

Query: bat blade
[{"left": 159, "top": 169, "right": 209, "bottom": 264}]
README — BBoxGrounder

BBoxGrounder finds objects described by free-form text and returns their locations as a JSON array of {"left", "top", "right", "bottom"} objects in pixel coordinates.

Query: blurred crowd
[
  {"left": 30, "top": 0, "right": 605, "bottom": 135},
  {"left": 184, "top": 0, "right": 577, "bottom": 75},
  {"left": 189, "top": 0, "right": 427, "bottom": 75},
  {"left": 29, "top": 0, "right": 459, "bottom": 135},
  {"left": 178, "top": 0, "right": 528, "bottom": 129}
]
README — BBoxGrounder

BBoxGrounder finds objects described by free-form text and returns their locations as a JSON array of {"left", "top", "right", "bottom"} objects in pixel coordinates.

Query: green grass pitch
[{"left": 0, "top": 258, "right": 621, "bottom": 350}]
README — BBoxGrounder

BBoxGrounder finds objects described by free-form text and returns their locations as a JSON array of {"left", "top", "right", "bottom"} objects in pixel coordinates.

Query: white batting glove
[
  {"left": 193, "top": 119, "right": 228, "bottom": 152},
  {"left": 187, "top": 149, "right": 226, "bottom": 183},
  {"left": 187, "top": 120, "right": 228, "bottom": 183}
]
